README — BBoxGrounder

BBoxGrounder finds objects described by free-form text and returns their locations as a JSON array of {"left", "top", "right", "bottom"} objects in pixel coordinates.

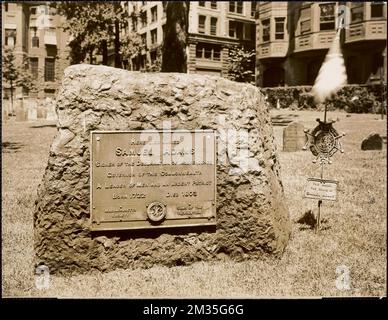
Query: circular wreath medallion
[
  {"left": 147, "top": 202, "right": 167, "bottom": 222},
  {"left": 309, "top": 121, "right": 341, "bottom": 158}
]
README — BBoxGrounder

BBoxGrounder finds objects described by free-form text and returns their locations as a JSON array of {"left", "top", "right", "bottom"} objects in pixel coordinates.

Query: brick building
[
  {"left": 255, "top": 1, "right": 387, "bottom": 87},
  {"left": 2, "top": 1, "right": 70, "bottom": 100},
  {"left": 126, "top": 1, "right": 256, "bottom": 77}
]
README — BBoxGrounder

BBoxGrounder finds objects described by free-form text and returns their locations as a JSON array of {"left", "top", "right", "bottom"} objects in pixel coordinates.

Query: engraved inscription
[
  {"left": 90, "top": 130, "right": 216, "bottom": 230},
  {"left": 304, "top": 178, "right": 338, "bottom": 201}
]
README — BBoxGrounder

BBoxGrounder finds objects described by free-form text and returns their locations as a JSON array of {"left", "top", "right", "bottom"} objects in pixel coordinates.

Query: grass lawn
[{"left": 2, "top": 110, "right": 386, "bottom": 298}]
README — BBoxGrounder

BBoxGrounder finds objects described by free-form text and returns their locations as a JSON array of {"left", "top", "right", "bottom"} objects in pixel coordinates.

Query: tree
[
  {"left": 52, "top": 2, "right": 129, "bottom": 67},
  {"left": 227, "top": 46, "right": 256, "bottom": 83},
  {"left": 17, "top": 53, "right": 38, "bottom": 96},
  {"left": 144, "top": 45, "right": 163, "bottom": 72},
  {"left": 161, "top": 1, "right": 190, "bottom": 73},
  {"left": 2, "top": 48, "right": 36, "bottom": 115},
  {"left": 120, "top": 31, "right": 144, "bottom": 70},
  {"left": 2, "top": 48, "right": 18, "bottom": 115}
]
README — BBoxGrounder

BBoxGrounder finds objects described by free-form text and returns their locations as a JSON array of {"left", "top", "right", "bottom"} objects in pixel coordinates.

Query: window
[
  {"left": 151, "top": 6, "right": 157, "bottom": 22},
  {"left": 22, "top": 87, "right": 29, "bottom": 96},
  {"left": 229, "top": 1, "right": 243, "bottom": 14},
  {"left": 5, "top": 3, "right": 8, "bottom": 11},
  {"left": 229, "top": 2, "right": 235, "bottom": 12},
  {"left": 210, "top": 1, "right": 217, "bottom": 9},
  {"left": 151, "top": 28, "right": 157, "bottom": 44},
  {"left": 319, "top": 3, "right": 335, "bottom": 30},
  {"left": 30, "top": 7, "right": 37, "bottom": 14},
  {"left": 140, "top": 54, "right": 146, "bottom": 69},
  {"left": 275, "top": 17, "right": 285, "bottom": 40},
  {"left": 162, "top": 1, "right": 167, "bottom": 15},
  {"left": 44, "top": 88, "right": 55, "bottom": 97},
  {"left": 162, "top": 24, "right": 166, "bottom": 40},
  {"left": 5, "top": 29, "right": 16, "bottom": 47},
  {"left": 237, "top": 1, "right": 243, "bottom": 14},
  {"left": 198, "top": 15, "right": 206, "bottom": 34},
  {"left": 300, "top": 6, "right": 311, "bottom": 34},
  {"left": 132, "top": 17, "right": 138, "bottom": 31},
  {"left": 262, "top": 19, "right": 270, "bottom": 42},
  {"left": 300, "top": 20, "right": 311, "bottom": 34},
  {"left": 251, "top": 1, "right": 256, "bottom": 17},
  {"left": 150, "top": 51, "right": 157, "bottom": 63},
  {"left": 140, "top": 11, "right": 147, "bottom": 28},
  {"left": 210, "top": 17, "right": 217, "bottom": 35},
  {"left": 351, "top": 2, "right": 364, "bottom": 23},
  {"left": 229, "top": 20, "right": 244, "bottom": 39},
  {"left": 44, "top": 58, "right": 55, "bottom": 82},
  {"left": 141, "top": 34, "right": 146, "bottom": 45},
  {"left": 371, "top": 2, "right": 384, "bottom": 18},
  {"left": 31, "top": 27, "right": 39, "bottom": 47},
  {"left": 32, "top": 36, "right": 39, "bottom": 47},
  {"left": 199, "top": 1, "right": 205, "bottom": 7},
  {"left": 30, "top": 57, "right": 39, "bottom": 79},
  {"left": 196, "top": 43, "right": 221, "bottom": 61}
]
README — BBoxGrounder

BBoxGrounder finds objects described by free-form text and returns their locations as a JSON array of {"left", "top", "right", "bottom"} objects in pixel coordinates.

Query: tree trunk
[
  {"left": 10, "top": 79, "right": 14, "bottom": 116},
  {"left": 102, "top": 40, "right": 108, "bottom": 65},
  {"left": 161, "top": 1, "right": 189, "bottom": 73},
  {"left": 114, "top": 20, "right": 121, "bottom": 68},
  {"left": 89, "top": 49, "right": 94, "bottom": 64}
]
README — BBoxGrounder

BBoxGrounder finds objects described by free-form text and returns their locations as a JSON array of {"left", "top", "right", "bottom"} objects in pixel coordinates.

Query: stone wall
[
  {"left": 34, "top": 65, "right": 291, "bottom": 274},
  {"left": 261, "top": 84, "right": 386, "bottom": 113}
]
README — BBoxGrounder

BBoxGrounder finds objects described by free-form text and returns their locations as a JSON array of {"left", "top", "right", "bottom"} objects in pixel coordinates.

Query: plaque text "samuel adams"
[{"left": 90, "top": 130, "right": 216, "bottom": 231}]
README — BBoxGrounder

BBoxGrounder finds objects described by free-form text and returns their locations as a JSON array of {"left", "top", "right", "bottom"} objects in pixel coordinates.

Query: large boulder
[{"left": 34, "top": 65, "right": 291, "bottom": 274}]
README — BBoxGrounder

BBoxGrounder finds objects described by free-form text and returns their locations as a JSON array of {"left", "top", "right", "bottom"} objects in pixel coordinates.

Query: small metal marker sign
[{"left": 304, "top": 178, "right": 338, "bottom": 201}]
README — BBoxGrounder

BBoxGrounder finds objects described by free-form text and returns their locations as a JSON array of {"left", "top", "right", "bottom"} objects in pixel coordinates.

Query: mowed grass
[{"left": 2, "top": 110, "right": 386, "bottom": 298}]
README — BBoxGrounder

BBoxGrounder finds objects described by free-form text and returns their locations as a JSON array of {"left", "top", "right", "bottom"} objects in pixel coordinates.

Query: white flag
[{"left": 312, "top": 28, "right": 347, "bottom": 104}]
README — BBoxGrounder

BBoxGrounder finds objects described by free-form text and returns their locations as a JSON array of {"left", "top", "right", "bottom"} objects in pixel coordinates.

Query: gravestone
[
  {"left": 46, "top": 103, "right": 57, "bottom": 121},
  {"left": 15, "top": 99, "right": 27, "bottom": 121},
  {"left": 37, "top": 107, "right": 47, "bottom": 119},
  {"left": 34, "top": 65, "right": 291, "bottom": 274},
  {"left": 283, "top": 122, "right": 306, "bottom": 152},
  {"left": 3, "top": 99, "right": 11, "bottom": 116},
  {"left": 2, "top": 107, "right": 9, "bottom": 121},
  {"left": 361, "top": 133, "right": 383, "bottom": 150},
  {"left": 27, "top": 100, "right": 38, "bottom": 121}
]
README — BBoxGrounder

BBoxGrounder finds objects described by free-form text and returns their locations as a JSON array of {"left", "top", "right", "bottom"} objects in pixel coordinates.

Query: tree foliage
[
  {"left": 227, "top": 46, "right": 256, "bottom": 83},
  {"left": 161, "top": 1, "right": 189, "bottom": 73},
  {"left": 144, "top": 45, "right": 163, "bottom": 73},
  {"left": 17, "top": 53, "right": 38, "bottom": 94},
  {"left": 52, "top": 2, "right": 129, "bottom": 67},
  {"left": 2, "top": 47, "right": 37, "bottom": 113},
  {"left": 120, "top": 31, "right": 144, "bottom": 66}
]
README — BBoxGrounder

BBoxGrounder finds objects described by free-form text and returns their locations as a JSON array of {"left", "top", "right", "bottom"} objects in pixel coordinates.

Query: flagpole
[
  {"left": 324, "top": 103, "right": 327, "bottom": 123},
  {"left": 310, "top": 19, "right": 346, "bottom": 234}
]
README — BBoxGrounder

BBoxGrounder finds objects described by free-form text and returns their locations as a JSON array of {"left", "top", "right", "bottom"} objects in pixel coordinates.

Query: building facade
[
  {"left": 2, "top": 1, "right": 70, "bottom": 100},
  {"left": 256, "top": 1, "right": 387, "bottom": 87},
  {"left": 127, "top": 1, "right": 256, "bottom": 77}
]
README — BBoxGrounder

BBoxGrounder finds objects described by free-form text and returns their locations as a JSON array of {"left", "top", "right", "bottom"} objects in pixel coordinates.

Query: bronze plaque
[
  {"left": 304, "top": 178, "right": 338, "bottom": 201},
  {"left": 90, "top": 130, "right": 216, "bottom": 231}
]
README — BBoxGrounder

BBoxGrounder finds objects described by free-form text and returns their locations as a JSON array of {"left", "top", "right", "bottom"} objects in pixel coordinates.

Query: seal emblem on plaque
[{"left": 146, "top": 201, "right": 167, "bottom": 222}]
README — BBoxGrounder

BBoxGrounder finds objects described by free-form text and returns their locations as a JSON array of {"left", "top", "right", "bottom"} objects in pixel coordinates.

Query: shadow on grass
[
  {"left": 296, "top": 210, "right": 330, "bottom": 231},
  {"left": 2, "top": 142, "right": 24, "bottom": 153},
  {"left": 30, "top": 123, "right": 57, "bottom": 128},
  {"left": 271, "top": 114, "right": 299, "bottom": 127}
]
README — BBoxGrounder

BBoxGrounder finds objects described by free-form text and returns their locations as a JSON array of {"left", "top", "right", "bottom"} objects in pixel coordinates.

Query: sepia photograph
[{"left": 1, "top": 0, "right": 387, "bottom": 305}]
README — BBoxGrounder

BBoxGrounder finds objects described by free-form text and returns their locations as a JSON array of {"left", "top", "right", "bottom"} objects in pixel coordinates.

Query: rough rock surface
[
  {"left": 361, "top": 133, "right": 383, "bottom": 150},
  {"left": 34, "top": 65, "right": 291, "bottom": 274}
]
